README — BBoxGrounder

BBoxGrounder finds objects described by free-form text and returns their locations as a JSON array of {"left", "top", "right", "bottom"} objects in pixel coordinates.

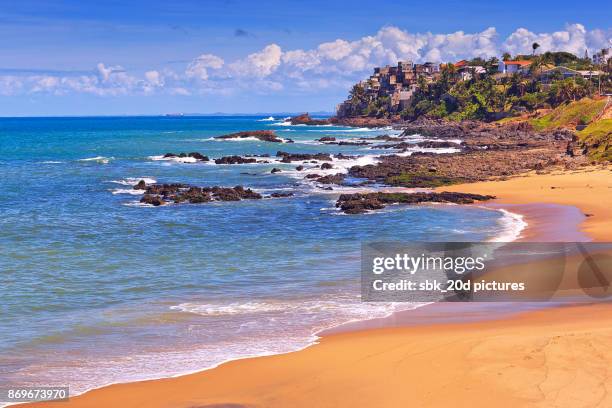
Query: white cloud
[
  {"left": 503, "top": 24, "right": 611, "bottom": 56},
  {"left": 229, "top": 44, "right": 282, "bottom": 77},
  {"left": 0, "top": 76, "right": 24, "bottom": 95},
  {"left": 1, "top": 24, "right": 609, "bottom": 98},
  {"left": 317, "top": 39, "right": 353, "bottom": 60},
  {"left": 278, "top": 26, "right": 499, "bottom": 77},
  {"left": 185, "top": 54, "right": 224, "bottom": 80},
  {"left": 145, "top": 70, "right": 163, "bottom": 86}
]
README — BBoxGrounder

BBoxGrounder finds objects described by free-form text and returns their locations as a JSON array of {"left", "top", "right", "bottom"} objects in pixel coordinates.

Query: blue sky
[{"left": 0, "top": 0, "right": 610, "bottom": 116}]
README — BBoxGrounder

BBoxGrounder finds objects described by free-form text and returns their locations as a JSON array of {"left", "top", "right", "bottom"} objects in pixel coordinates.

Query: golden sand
[{"left": 25, "top": 166, "right": 612, "bottom": 408}]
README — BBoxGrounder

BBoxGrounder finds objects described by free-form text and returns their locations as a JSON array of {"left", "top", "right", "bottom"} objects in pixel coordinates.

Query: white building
[{"left": 498, "top": 60, "right": 532, "bottom": 74}]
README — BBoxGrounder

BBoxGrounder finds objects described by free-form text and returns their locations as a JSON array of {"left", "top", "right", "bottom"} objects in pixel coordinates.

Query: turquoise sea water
[{"left": 0, "top": 116, "right": 521, "bottom": 395}]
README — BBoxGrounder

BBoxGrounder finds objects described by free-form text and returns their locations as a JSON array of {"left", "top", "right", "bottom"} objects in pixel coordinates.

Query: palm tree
[
  {"left": 557, "top": 80, "right": 578, "bottom": 102},
  {"left": 502, "top": 52, "right": 512, "bottom": 61},
  {"left": 532, "top": 42, "right": 540, "bottom": 56},
  {"left": 529, "top": 56, "right": 547, "bottom": 76},
  {"left": 599, "top": 48, "right": 609, "bottom": 71}
]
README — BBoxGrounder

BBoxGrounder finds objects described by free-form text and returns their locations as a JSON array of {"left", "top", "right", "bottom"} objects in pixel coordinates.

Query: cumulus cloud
[
  {"left": 1, "top": 24, "right": 609, "bottom": 98},
  {"left": 229, "top": 44, "right": 282, "bottom": 77},
  {"left": 278, "top": 26, "right": 500, "bottom": 77},
  {"left": 185, "top": 54, "right": 224, "bottom": 80},
  {"left": 503, "top": 24, "right": 611, "bottom": 56}
]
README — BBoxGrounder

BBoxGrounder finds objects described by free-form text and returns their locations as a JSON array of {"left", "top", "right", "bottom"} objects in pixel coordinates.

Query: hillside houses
[
  {"left": 336, "top": 50, "right": 610, "bottom": 118},
  {"left": 498, "top": 60, "right": 532, "bottom": 74},
  {"left": 336, "top": 61, "right": 440, "bottom": 117},
  {"left": 539, "top": 66, "right": 604, "bottom": 84}
]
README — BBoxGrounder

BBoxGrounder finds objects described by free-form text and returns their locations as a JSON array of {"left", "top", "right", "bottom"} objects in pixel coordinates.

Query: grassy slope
[
  {"left": 530, "top": 98, "right": 606, "bottom": 130},
  {"left": 578, "top": 119, "right": 612, "bottom": 161}
]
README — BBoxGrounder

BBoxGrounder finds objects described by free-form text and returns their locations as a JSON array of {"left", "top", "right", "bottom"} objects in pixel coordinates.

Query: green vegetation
[
  {"left": 530, "top": 98, "right": 606, "bottom": 130},
  {"left": 578, "top": 119, "right": 612, "bottom": 161},
  {"left": 400, "top": 58, "right": 603, "bottom": 121}
]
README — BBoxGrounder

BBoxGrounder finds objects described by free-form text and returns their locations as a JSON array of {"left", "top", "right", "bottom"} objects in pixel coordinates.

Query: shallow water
[{"left": 0, "top": 116, "right": 521, "bottom": 395}]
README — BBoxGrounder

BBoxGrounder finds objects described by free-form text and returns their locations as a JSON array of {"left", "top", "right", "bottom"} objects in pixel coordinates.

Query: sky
[{"left": 0, "top": 0, "right": 610, "bottom": 116}]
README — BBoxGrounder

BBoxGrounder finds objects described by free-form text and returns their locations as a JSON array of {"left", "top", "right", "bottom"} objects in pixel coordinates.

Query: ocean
[{"left": 0, "top": 115, "right": 524, "bottom": 396}]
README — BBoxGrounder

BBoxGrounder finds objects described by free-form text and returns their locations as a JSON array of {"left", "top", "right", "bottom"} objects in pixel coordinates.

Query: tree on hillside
[
  {"left": 529, "top": 56, "right": 549, "bottom": 76},
  {"left": 484, "top": 57, "right": 500, "bottom": 75},
  {"left": 502, "top": 52, "right": 511, "bottom": 61},
  {"left": 532, "top": 42, "right": 540, "bottom": 55},
  {"left": 346, "top": 83, "right": 368, "bottom": 116},
  {"left": 349, "top": 83, "right": 366, "bottom": 102},
  {"left": 541, "top": 51, "right": 578, "bottom": 66},
  {"left": 547, "top": 78, "right": 593, "bottom": 105}
]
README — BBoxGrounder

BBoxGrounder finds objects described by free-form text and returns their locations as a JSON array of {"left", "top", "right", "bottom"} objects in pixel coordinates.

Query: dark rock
[
  {"left": 334, "top": 153, "right": 357, "bottom": 160},
  {"left": 336, "top": 192, "right": 495, "bottom": 214},
  {"left": 140, "top": 194, "right": 164, "bottom": 206},
  {"left": 320, "top": 163, "right": 334, "bottom": 170},
  {"left": 214, "top": 156, "right": 258, "bottom": 165},
  {"left": 139, "top": 183, "right": 261, "bottom": 206},
  {"left": 317, "top": 136, "right": 336, "bottom": 142},
  {"left": 163, "top": 152, "right": 209, "bottom": 161},
  {"left": 134, "top": 180, "right": 147, "bottom": 190},
  {"left": 290, "top": 113, "right": 330, "bottom": 126},
  {"left": 295, "top": 165, "right": 304, "bottom": 171},
  {"left": 269, "top": 192, "right": 294, "bottom": 198},
  {"left": 188, "top": 152, "right": 209, "bottom": 161},
  {"left": 276, "top": 151, "right": 332, "bottom": 162},
  {"left": 316, "top": 173, "right": 345, "bottom": 184},
  {"left": 271, "top": 168, "right": 282, "bottom": 173},
  {"left": 361, "top": 134, "right": 404, "bottom": 141},
  {"left": 215, "top": 130, "right": 284, "bottom": 143}
]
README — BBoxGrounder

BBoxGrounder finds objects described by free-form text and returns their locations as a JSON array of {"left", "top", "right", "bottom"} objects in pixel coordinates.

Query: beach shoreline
[{"left": 20, "top": 165, "right": 612, "bottom": 408}]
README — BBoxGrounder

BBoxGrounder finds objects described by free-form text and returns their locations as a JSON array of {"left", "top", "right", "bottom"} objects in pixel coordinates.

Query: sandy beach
[
  {"left": 443, "top": 166, "right": 612, "bottom": 242},
  {"left": 24, "top": 166, "right": 612, "bottom": 408}
]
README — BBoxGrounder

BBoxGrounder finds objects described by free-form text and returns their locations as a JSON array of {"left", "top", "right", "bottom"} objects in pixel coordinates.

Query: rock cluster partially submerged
[
  {"left": 336, "top": 192, "right": 495, "bottom": 214},
  {"left": 289, "top": 113, "right": 330, "bottom": 126},
  {"left": 215, "top": 130, "right": 288, "bottom": 143},
  {"left": 214, "top": 155, "right": 258, "bottom": 165},
  {"left": 163, "top": 152, "right": 209, "bottom": 161},
  {"left": 135, "top": 181, "right": 262, "bottom": 206},
  {"left": 276, "top": 151, "right": 332, "bottom": 162}
]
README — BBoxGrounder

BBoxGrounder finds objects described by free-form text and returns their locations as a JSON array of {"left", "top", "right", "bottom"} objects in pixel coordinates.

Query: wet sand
[{"left": 23, "top": 166, "right": 612, "bottom": 408}]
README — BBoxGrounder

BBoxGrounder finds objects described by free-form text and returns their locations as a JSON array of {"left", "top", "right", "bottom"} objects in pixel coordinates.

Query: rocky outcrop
[
  {"left": 270, "top": 192, "right": 294, "bottom": 198},
  {"left": 361, "top": 135, "right": 404, "bottom": 141},
  {"left": 334, "top": 153, "right": 357, "bottom": 160},
  {"left": 324, "top": 140, "right": 371, "bottom": 146},
  {"left": 348, "top": 147, "right": 573, "bottom": 187},
  {"left": 347, "top": 117, "right": 581, "bottom": 187},
  {"left": 163, "top": 152, "right": 209, "bottom": 161},
  {"left": 336, "top": 192, "right": 495, "bottom": 214},
  {"left": 316, "top": 173, "right": 345, "bottom": 184},
  {"left": 134, "top": 180, "right": 147, "bottom": 190},
  {"left": 214, "top": 155, "right": 258, "bottom": 165},
  {"left": 330, "top": 116, "right": 396, "bottom": 128},
  {"left": 276, "top": 151, "right": 332, "bottom": 162},
  {"left": 401, "top": 118, "right": 574, "bottom": 151},
  {"left": 137, "top": 182, "right": 262, "bottom": 206},
  {"left": 290, "top": 113, "right": 331, "bottom": 126},
  {"left": 377, "top": 141, "right": 462, "bottom": 150},
  {"left": 215, "top": 130, "right": 285, "bottom": 143}
]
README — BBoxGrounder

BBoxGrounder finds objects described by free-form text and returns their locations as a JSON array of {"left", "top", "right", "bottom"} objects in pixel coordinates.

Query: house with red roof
[{"left": 498, "top": 60, "right": 532, "bottom": 74}]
